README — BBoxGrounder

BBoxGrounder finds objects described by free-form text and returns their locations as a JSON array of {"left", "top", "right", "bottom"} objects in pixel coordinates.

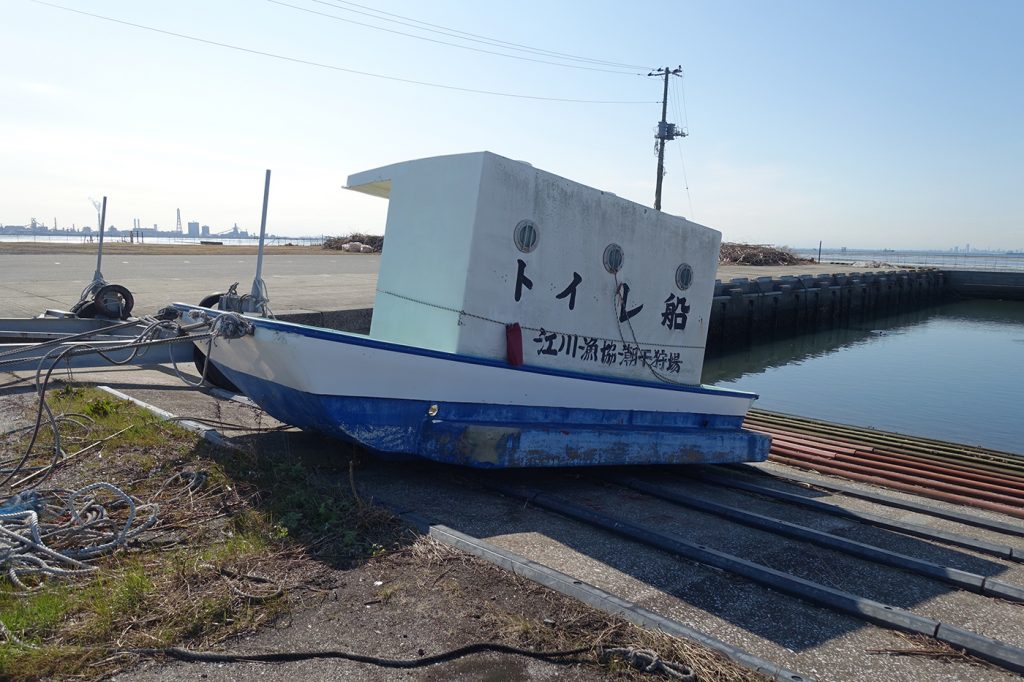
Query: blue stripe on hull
[{"left": 217, "top": 364, "right": 770, "bottom": 469}]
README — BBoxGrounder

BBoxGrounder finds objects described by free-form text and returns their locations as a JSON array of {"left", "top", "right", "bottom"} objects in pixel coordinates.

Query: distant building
[
  {"left": 200, "top": 224, "right": 210, "bottom": 237},
  {"left": 187, "top": 221, "right": 200, "bottom": 237}
]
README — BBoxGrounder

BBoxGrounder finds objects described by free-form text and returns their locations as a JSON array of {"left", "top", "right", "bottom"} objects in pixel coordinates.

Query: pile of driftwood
[
  {"left": 719, "top": 243, "right": 812, "bottom": 266},
  {"left": 323, "top": 233, "right": 384, "bottom": 253}
]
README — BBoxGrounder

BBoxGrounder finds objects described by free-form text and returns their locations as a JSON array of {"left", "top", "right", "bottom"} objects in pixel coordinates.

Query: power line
[
  {"left": 24, "top": 0, "right": 657, "bottom": 105},
  {"left": 270, "top": 0, "right": 644, "bottom": 75},
  {"left": 306, "top": 0, "right": 651, "bottom": 70},
  {"left": 670, "top": 77, "right": 695, "bottom": 218}
]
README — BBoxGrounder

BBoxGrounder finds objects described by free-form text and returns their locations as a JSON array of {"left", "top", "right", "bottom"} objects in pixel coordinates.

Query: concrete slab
[{"left": 0, "top": 252, "right": 379, "bottom": 317}]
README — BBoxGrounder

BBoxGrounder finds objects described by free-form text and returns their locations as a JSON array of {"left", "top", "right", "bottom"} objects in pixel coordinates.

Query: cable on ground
[{"left": 126, "top": 642, "right": 592, "bottom": 668}]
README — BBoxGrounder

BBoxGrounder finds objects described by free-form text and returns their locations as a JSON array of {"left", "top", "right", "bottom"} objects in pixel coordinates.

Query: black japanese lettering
[
  {"left": 667, "top": 352, "right": 681, "bottom": 373},
  {"left": 533, "top": 328, "right": 557, "bottom": 355},
  {"left": 555, "top": 272, "right": 583, "bottom": 310},
  {"left": 600, "top": 341, "right": 618, "bottom": 365},
  {"left": 514, "top": 259, "right": 533, "bottom": 302},
  {"left": 617, "top": 283, "right": 644, "bottom": 323},
  {"left": 619, "top": 344, "right": 640, "bottom": 366},
  {"left": 557, "top": 333, "right": 579, "bottom": 357},
  {"left": 660, "top": 294, "right": 690, "bottom": 331}
]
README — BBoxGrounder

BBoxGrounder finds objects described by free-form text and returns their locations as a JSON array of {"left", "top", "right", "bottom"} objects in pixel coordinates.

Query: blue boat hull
[{"left": 217, "top": 363, "right": 769, "bottom": 468}]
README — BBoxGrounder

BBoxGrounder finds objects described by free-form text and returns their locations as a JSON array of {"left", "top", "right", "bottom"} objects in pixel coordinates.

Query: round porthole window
[
  {"left": 603, "top": 243, "right": 624, "bottom": 274},
  {"left": 675, "top": 263, "right": 693, "bottom": 290},
  {"left": 513, "top": 220, "right": 538, "bottom": 253}
]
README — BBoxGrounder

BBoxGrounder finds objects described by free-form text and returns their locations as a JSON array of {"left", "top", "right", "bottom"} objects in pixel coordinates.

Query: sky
[{"left": 1, "top": 0, "right": 1021, "bottom": 249}]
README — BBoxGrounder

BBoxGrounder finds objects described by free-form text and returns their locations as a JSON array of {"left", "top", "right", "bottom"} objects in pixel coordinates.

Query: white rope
[{"left": 0, "top": 483, "right": 158, "bottom": 590}]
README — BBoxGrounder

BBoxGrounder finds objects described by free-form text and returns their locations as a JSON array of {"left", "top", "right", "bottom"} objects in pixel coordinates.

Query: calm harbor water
[{"left": 703, "top": 300, "right": 1024, "bottom": 455}]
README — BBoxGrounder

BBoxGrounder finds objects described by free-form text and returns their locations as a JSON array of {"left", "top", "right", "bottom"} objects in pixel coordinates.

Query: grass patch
[
  {"left": 0, "top": 383, "right": 406, "bottom": 681},
  {"left": 45, "top": 384, "right": 184, "bottom": 450},
  {"left": 210, "top": 438, "right": 401, "bottom": 567}
]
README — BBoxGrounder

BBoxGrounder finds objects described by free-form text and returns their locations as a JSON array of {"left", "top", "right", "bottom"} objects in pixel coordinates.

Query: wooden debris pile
[
  {"left": 323, "top": 233, "right": 384, "bottom": 253},
  {"left": 719, "top": 243, "right": 813, "bottom": 266}
]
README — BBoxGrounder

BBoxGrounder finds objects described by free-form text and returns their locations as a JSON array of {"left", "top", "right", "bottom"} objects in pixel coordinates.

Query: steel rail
[
  {"left": 747, "top": 411, "right": 1024, "bottom": 473},
  {"left": 745, "top": 413, "right": 1024, "bottom": 468},
  {"left": 748, "top": 410, "right": 1015, "bottom": 457},
  {"left": 761, "top": 425, "right": 1024, "bottom": 489},
  {"left": 488, "top": 483, "right": 1024, "bottom": 675},
  {"left": 720, "top": 466, "right": 1024, "bottom": 539},
  {"left": 769, "top": 446, "right": 1024, "bottom": 504},
  {"left": 613, "top": 476, "right": 1024, "bottom": 603},
  {"left": 695, "top": 471, "right": 1023, "bottom": 559},
  {"left": 769, "top": 453, "right": 1024, "bottom": 517},
  {"left": 813, "top": 447, "right": 1024, "bottom": 493},
  {"left": 753, "top": 427, "right": 1024, "bottom": 488}
]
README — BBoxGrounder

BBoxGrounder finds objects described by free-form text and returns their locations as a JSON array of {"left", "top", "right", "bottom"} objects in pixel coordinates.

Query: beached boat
[{"left": 180, "top": 152, "right": 769, "bottom": 468}]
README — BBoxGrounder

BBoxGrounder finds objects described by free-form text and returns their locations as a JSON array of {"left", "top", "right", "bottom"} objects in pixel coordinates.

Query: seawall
[
  {"left": 944, "top": 270, "right": 1024, "bottom": 302},
  {"left": 705, "top": 269, "right": 948, "bottom": 353}
]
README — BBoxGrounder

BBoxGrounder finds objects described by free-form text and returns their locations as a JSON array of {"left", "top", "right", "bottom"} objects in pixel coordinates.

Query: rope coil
[
  {"left": 599, "top": 646, "right": 697, "bottom": 680},
  {"left": 1, "top": 483, "right": 158, "bottom": 590}
]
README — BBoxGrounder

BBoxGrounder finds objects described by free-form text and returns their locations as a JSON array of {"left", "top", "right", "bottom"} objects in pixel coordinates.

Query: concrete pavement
[
  {"left": 0, "top": 252, "right": 379, "bottom": 317},
  {"left": 0, "top": 250, "right": 894, "bottom": 318}
]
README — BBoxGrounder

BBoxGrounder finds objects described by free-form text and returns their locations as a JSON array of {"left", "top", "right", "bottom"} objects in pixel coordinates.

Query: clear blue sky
[{"left": 2, "top": 0, "right": 1021, "bottom": 249}]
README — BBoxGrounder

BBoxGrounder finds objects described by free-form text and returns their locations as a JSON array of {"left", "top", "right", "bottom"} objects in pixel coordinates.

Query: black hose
[{"left": 126, "top": 642, "right": 592, "bottom": 668}]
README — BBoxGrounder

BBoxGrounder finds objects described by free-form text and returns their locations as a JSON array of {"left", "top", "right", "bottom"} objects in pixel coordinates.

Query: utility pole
[{"left": 648, "top": 65, "right": 686, "bottom": 211}]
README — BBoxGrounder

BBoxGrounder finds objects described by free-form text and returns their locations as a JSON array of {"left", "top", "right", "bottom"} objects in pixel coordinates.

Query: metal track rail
[
  {"left": 488, "top": 482, "right": 1024, "bottom": 675},
  {"left": 745, "top": 411, "right": 1024, "bottom": 518},
  {"left": 695, "top": 471, "right": 1022, "bottom": 561},
  {"left": 747, "top": 409, "right": 1024, "bottom": 474},
  {"left": 725, "top": 465, "right": 1024, "bottom": 539},
  {"left": 611, "top": 476, "right": 1024, "bottom": 602},
  {"left": 768, "top": 452, "right": 1024, "bottom": 515}
]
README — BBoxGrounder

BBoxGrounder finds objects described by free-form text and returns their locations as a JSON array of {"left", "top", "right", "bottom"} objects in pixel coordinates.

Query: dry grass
[
  {"left": 415, "top": 540, "right": 768, "bottom": 682},
  {"left": 485, "top": 595, "right": 767, "bottom": 682},
  {"left": 0, "top": 385, "right": 405, "bottom": 681}
]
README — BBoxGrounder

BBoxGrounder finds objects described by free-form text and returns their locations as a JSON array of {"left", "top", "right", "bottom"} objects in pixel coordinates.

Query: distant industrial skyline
[
  {"left": 0, "top": 216, "right": 254, "bottom": 239},
  {"left": 1, "top": 220, "right": 1014, "bottom": 256},
  {"left": 2, "top": 0, "right": 1021, "bottom": 250}
]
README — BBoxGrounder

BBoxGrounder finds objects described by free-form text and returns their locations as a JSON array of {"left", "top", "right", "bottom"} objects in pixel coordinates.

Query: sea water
[{"left": 703, "top": 299, "right": 1024, "bottom": 455}]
